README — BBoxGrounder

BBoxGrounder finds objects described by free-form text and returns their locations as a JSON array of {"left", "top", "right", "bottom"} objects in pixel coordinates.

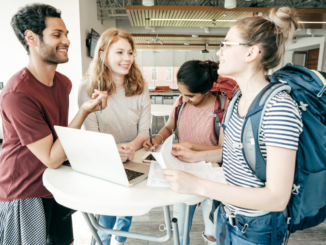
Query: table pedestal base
[{"left": 82, "top": 205, "right": 191, "bottom": 245}]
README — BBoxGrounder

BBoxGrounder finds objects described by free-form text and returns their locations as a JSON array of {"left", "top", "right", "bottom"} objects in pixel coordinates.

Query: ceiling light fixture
[
  {"left": 224, "top": 0, "right": 236, "bottom": 9},
  {"left": 142, "top": 0, "right": 154, "bottom": 6}
]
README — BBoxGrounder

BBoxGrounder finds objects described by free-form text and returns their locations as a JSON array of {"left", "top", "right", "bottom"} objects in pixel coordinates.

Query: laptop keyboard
[{"left": 125, "top": 169, "right": 144, "bottom": 181}]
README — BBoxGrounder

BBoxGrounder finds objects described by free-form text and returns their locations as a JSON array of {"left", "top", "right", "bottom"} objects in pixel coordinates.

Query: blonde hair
[
  {"left": 85, "top": 28, "right": 145, "bottom": 97},
  {"left": 234, "top": 7, "right": 301, "bottom": 72}
]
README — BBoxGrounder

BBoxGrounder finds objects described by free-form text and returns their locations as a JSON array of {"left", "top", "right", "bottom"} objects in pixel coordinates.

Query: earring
[{"left": 246, "top": 58, "right": 250, "bottom": 63}]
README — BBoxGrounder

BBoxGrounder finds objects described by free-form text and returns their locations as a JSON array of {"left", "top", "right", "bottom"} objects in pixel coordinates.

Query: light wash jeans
[
  {"left": 98, "top": 215, "right": 132, "bottom": 244},
  {"left": 216, "top": 206, "right": 285, "bottom": 245},
  {"left": 173, "top": 198, "right": 217, "bottom": 245}
]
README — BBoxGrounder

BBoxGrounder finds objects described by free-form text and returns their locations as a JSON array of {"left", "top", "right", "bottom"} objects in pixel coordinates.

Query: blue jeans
[
  {"left": 216, "top": 206, "right": 286, "bottom": 245},
  {"left": 98, "top": 215, "right": 132, "bottom": 244},
  {"left": 173, "top": 198, "right": 217, "bottom": 245}
]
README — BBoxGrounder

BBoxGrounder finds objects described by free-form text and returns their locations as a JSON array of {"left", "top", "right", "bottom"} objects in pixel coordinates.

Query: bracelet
[{"left": 157, "top": 134, "right": 164, "bottom": 144}]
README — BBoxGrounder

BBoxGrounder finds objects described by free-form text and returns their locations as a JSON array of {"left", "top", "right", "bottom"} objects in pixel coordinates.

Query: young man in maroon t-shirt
[{"left": 0, "top": 4, "right": 108, "bottom": 245}]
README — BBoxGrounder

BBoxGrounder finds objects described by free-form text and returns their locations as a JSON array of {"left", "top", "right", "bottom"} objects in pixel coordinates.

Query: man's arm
[{"left": 27, "top": 90, "right": 108, "bottom": 169}]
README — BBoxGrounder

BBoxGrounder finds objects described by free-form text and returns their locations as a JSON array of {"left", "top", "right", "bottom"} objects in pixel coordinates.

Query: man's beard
[{"left": 39, "top": 41, "right": 68, "bottom": 64}]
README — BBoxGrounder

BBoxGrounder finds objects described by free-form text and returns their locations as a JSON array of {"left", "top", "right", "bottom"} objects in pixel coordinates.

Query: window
[
  {"left": 166, "top": 67, "right": 172, "bottom": 81},
  {"left": 142, "top": 66, "right": 179, "bottom": 89},
  {"left": 152, "top": 67, "right": 157, "bottom": 81}
]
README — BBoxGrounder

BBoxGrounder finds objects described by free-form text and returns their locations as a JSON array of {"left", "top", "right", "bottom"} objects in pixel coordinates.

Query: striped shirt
[{"left": 222, "top": 91, "right": 303, "bottom": 214}]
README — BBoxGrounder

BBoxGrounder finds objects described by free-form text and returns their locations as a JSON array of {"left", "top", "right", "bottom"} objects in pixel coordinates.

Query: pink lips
[{"left": 120, "top": 64, "right": 129, "bottom": 70}]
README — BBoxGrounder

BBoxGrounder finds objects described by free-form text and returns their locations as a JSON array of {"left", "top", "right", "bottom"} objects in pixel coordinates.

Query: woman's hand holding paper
[
  {"left": 162, "top": 169, "right": 200, "bottom": 195},
  {"left": 171, "top": 144, "right": 200, "bottom": 163}
]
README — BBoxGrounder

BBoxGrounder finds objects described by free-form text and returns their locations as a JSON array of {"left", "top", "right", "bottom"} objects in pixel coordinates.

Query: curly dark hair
[
  {"left": 177, "top": 60, "right": 219, "bottom": 94},
  {"left": 11, "top": 4, "right": 61, "bottom": 54}
]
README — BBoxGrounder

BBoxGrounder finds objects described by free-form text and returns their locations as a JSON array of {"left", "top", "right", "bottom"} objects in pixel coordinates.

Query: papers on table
[
  {"left": 146, "top": 134, "right": 227, "bottom": 187},
  {"left": 147, "top": 162, "right": 170, "bottom": 187},
  {"left": 147, "top": 161, "right": 227, "bottom": 187}
]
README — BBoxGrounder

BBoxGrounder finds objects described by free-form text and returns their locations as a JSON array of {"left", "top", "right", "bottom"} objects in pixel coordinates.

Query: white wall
[
  {"left": 79, "top": 0, "right": 107, "bottom": 76},
  {"left": 79, "top": 0, "right": 117, "bottom": 76},
  {"left": 0, "top": 0, "right": 83, "bottom": 122}
]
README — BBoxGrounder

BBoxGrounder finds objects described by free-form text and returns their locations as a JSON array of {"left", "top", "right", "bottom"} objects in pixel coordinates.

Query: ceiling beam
[
  {"left": 135, "top": 43, "right": 220, "bottom": 46},
  {"left": 98, "top": 7, "right": 126, "bottom": 10},
  {"left": 131, "top": 34, "right": 225, "bottom": 38},
  {"left": 126, "top": 5, "right": 326, "bottom": 14}
]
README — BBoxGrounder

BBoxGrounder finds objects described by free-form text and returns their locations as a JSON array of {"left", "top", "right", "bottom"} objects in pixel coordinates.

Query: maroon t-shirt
[{"left": 0, "top": 67, "right": 72, "bottom": 202}]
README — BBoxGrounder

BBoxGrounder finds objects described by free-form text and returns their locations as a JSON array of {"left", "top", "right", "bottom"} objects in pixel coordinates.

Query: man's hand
[
  {"left": 80, "top": 89, "right": 108, "bottom": 113},
  {"left": 118, "top": 143, "right": 136, "bottom": 162}
]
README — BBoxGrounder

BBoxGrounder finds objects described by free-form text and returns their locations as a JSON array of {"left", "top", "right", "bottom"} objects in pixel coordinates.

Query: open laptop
[{"left": 54, "top": 126, "right": 149, "bottom": 187}]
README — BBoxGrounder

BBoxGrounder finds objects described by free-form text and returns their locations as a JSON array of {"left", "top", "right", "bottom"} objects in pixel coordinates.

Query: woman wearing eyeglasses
[{"left": 163, "top": 7, "right": 303, "bottom": 245}]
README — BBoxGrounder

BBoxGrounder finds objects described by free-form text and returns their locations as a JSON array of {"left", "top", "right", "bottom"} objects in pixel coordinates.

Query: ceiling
[
  {"left": 132, "top": 34, "right": 223, "bottom": 50},
  {"left": 97, "top": 0, "right": 326, "bottom": 49}
]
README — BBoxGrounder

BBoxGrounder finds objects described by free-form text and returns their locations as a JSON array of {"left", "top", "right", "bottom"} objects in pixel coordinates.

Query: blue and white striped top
[{"left": 222, "top": 91, "right": 303, "bottom": 214}]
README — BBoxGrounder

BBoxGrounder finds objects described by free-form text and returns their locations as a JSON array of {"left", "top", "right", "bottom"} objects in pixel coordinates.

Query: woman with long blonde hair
[{"left": 78, "top": 28, "right": 151, "bottom": 245}]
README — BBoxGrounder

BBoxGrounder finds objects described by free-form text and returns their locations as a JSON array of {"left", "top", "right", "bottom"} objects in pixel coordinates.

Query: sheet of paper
[
  {"left": 146, "top": 135, "right": 228, "bottom": 187},
  {"left": 147, "top": 161, "right": 228, "bottom": 187},
  {"left": 150, "top": 135, "right": 220, "bottom": 181},
  {"left": 147, "top": 161, "right": 170, "bottom": 187},
  {"left": 151, "top": 134, "right": 203, "bottom": 169}
]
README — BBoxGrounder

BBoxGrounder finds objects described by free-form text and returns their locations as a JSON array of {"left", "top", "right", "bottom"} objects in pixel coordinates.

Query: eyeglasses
[{"left": 219, "top": 41, "right": 261, "bottom": 55}]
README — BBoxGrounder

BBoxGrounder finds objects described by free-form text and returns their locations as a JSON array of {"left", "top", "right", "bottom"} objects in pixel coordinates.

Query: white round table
[
  {"left": 43, "top": 148, "right": 205, "bottom": 245},
  {"left": 151, "top": 104, "right": 174, "bottom": 133}
]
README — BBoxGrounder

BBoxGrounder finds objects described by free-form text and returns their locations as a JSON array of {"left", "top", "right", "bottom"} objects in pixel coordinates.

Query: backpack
[
  {"left": 174, "top": 76, "right": 238, "bottom": 144},
  {"left": 222, "top": 63, "right": 326, "bottom": 244}
]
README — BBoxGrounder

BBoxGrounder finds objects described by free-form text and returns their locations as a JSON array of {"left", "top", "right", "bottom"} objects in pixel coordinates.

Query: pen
[
  {"left": 149, "top": 128, "right": 153, "bottom": 145},
  {"left": 98, "top": 80, "right": 102, "bottom": 113}
]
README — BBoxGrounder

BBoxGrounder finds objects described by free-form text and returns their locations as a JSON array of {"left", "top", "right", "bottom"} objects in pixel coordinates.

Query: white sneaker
[{"left": 111, "top": 240, "right": 124, "bottom": 245}]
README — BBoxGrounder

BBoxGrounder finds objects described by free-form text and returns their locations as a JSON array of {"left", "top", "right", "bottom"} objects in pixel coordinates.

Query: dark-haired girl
[
  {"left": 143, "top": 60, "right": 237, "bottom": 244},
  {"left": 163, "top": 7, "right": 303, "bottom": 245}
]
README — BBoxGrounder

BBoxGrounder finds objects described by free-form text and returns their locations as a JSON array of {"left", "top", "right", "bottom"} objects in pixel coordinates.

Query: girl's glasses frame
[{"left": 220, "top": 41, "right": 261, "bottom": 54}]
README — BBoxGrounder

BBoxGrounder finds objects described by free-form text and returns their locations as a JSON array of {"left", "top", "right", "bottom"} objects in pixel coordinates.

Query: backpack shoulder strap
[
  {"left": 174, "top": 96, "right": 184, "bottom": 131},
  {"left": 177, "top": 102, "right": 186, "bottom": 131},
  {"left": 242, "top": 83, "right": 291, "bottom": 182},
  {"left": 222, "top": 88, "right": 241, "bottom": 130},
  {"left": 212, "top": 95, "right": 223, "bottom": 143}
]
